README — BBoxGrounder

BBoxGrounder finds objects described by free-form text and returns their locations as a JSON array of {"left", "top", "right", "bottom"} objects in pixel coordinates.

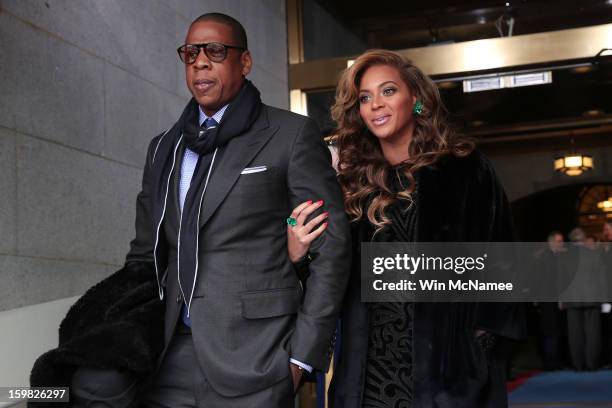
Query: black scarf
[{"left": 178, "top": 80, "right": 262, "bottom": 312}]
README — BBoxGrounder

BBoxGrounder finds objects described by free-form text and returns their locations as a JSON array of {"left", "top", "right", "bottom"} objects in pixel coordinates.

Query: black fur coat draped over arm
[{"left": 29, "top": 262, "right": 164, "bottom": 407}]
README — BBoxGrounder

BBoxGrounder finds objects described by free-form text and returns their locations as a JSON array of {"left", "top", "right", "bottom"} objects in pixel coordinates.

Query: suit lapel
[{"left": 198, "top": 108, "right": 279, "bottom": 229}]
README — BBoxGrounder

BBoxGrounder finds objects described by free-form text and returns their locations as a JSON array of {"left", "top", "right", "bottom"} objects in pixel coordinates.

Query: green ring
[{"left": 286, "top": 217, "right": 297, "bottom": 227}]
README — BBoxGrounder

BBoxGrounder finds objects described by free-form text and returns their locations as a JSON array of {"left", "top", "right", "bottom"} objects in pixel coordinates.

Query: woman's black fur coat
[{"left": 328, "top": 150, "right": 526, "bottom": 408}]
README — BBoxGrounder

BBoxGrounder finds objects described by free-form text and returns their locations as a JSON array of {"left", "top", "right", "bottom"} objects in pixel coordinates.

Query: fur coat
[
  {"left": 28, "top": 262, "right": 164, "bottom": 407},
  {"left": 329, "top": 150, "right": 526, "bottom": 408}
]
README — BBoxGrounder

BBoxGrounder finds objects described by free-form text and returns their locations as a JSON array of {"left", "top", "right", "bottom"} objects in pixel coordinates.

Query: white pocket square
[{"left": 241, "top": 166, "right": 267, "bottom": 174}]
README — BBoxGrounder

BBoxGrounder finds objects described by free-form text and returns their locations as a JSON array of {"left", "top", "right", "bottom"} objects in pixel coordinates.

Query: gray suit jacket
[{"left": 126, "top": 104, "right": 351, "bottom": 397}]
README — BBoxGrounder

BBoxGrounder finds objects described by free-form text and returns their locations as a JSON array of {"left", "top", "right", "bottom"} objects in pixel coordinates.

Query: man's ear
[{"left": 241, "top": 50, "right": 253, "bottom": 77}]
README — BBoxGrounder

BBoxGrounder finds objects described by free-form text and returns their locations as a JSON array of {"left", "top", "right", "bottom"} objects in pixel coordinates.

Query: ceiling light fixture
[
  {"left": 554, "top": 138, "right": 594, "bottom": 177},
  {"left": 554, "top": 154, "right": 593, "bottom": 176},
  {"left": 598, "top": 197, "right": 612, "bottom": 212},
  {"left": 437, "top": 81, "right": 457, "bottom": 89},
  {"left": 571, "top": 65, "right": 594, "bottom": 74},
  {"left": 582, "top": 109, "right": 604, "bottom": 117}
]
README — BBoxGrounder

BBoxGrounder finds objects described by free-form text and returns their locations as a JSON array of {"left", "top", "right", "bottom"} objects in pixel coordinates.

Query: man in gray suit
[{"left": 71, "top": 12, "right": 350, "bottom": 408}]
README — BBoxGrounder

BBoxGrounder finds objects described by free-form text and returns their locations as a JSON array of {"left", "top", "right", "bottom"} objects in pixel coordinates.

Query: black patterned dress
[{"left": 362, "top": 170, "right": 417, "bottom": 408}]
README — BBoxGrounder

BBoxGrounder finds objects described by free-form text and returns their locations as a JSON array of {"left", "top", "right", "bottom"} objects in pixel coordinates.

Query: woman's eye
[
  {"left": 382, "top": 87, "right": 396, "bottom": 96},
  {"left": 359, "top": 95, "right": 371, "bottom": 103}
]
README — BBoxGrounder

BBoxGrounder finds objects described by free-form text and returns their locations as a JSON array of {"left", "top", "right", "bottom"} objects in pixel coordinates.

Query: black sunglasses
[{"left": 177, "top": 42, "right": 246, "bottom": 64}]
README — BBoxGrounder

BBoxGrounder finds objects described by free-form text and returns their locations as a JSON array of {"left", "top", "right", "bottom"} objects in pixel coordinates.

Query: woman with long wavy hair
[{"left": 287, "top": 49, "right": 523, "bottom": 407}]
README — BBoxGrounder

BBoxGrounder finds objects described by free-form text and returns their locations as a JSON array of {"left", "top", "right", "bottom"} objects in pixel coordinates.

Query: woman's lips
[
  {"left": 372, "top": 115, "right": 390, "bottom": 126},
  {"left": 193, "top": 79, "right": 215, "bottom": 93}
]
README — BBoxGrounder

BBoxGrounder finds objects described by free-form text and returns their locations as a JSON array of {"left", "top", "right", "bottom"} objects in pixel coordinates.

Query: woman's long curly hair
[{"left": 331, "top": 49, "right": 474, "bottom": 231}]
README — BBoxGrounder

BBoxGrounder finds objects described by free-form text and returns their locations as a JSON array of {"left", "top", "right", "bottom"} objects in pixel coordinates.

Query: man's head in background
[
  {"left": 568, "top": 227, "right": 586, "bottom": 244},
  {"left": 547, "top": 231, "right": 564, "bottom": 253},
  {"left": 603, "top": 222, "right": 612, "bottom": 242}
]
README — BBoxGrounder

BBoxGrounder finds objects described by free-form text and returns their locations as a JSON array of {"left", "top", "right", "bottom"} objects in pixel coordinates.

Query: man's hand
[{"left": 289, "top": 363, "right": 303, "bottom": 392}]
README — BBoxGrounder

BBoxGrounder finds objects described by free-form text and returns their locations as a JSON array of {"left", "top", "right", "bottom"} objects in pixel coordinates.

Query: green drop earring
[
  {"left": 413, "top": 100, "right": 424, "bottom": 115},
  {"left": 412, "top": 101, "right": 423, "bottom": 115}
]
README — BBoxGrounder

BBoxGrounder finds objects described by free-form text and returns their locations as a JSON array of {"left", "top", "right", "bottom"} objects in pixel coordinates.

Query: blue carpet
[{"left": 509, "top": 370, "right": 612, "bottom": 407}]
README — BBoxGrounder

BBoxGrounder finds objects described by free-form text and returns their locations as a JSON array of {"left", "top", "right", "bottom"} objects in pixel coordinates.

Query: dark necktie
[{"left": 180, "top": 117, "right": 218, "bottom": 328}]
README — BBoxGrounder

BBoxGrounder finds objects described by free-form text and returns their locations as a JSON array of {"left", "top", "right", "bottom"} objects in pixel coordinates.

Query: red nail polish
[
  {"left": 317, "top": 200, "right": 324, "bottom": 206},
  {"left": 323, "top": 211, "right": 329, "bottom": 216},
  {"left": 323, "top": 222, "right": 328, "bottom": 227},
  {"left": 306, "top": 200, "right": 313, "bottom": 205}
]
